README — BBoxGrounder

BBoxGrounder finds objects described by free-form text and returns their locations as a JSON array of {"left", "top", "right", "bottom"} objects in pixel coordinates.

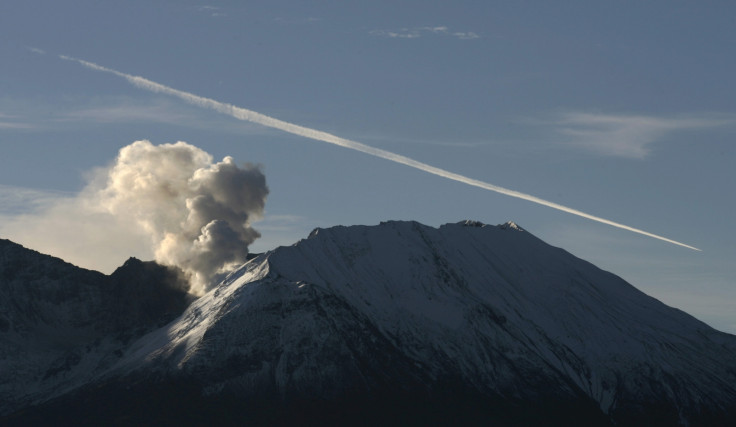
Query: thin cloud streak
[
  {"left": 370, "top": 26, "right": 480, "bottom": 40},
  {"left": 555, "top": 112, "right": 736, "bottom": 159},
  {"left": 0, "top": 184, "right": 72, "bottom": 214},
  {"left": 0, "top": 122, "right": 33, "bottom": 130},
  {"left": 195, "top": 5, "right": 226, "bottom": 17},
  {"left": 59, "top": 54, "right": 700, "bottom": 251},
  {"left": 0, "top": 97, "right": 269, "bottom": 134},
  {"left": 25, "top": 46, "right": 46, "bottom": 55},
  {"left": 0, "top": 113, "right": 33, "bottom": 130},
  {"left": 65, "top": 103, "right": 190, "bottom": 124}
]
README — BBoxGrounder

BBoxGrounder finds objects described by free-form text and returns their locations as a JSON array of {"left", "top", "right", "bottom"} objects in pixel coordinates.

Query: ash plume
[
  {"left": 0, "top": 140, "right": 267, "bottom": 294},
  {"left": 98, "top": 140, "right": 268, "bottom": 293}
]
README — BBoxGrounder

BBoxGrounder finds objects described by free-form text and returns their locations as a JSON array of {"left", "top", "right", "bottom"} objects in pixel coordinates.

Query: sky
[{"left": 1, "top": 1, "right": 735, "bottom": 332}]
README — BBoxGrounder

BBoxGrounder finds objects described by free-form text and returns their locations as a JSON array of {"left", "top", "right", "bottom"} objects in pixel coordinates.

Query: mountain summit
[{"left": 2, "top": 221, "right": 735, "bottom": 425}]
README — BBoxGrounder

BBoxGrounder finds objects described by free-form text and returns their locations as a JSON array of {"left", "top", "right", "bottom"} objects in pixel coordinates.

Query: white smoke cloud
[
  {"left": 0, "top": 140, "right": 268, "bottom": 294},
  {"left": 57, "top": 54, "right": 700, "bottom": 251}
]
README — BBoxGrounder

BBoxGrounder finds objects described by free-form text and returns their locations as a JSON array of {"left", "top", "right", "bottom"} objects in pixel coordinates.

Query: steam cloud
[
  {"left": 98, "top": 141, "right": 268, "bottom": 292},
  {"left": 58, "top": 54, "right": 699, "bottom": 251},
  {"left": 2, "top": 140, "right": 267, "bottom": 294}
]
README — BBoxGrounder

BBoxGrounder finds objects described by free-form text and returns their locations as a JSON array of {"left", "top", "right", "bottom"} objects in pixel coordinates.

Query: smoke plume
[
  {"left": 1, "top": 141, "right": 268, "bottom": 294},
  {"left": 100, "top": 141, "right": 268, "bottom": 292}
]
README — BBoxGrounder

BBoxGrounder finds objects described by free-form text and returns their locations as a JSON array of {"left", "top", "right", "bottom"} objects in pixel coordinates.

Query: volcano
[{"left": 2, "top": 221, "right": 735, "bottom": 425}]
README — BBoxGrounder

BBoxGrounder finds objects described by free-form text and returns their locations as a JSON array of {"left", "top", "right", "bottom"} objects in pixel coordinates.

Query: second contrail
[{"left": 58, "top": 54, "right": 700, "bottom": 251}]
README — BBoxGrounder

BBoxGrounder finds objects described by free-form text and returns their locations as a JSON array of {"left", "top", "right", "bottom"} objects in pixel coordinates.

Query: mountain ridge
[
  {"left": 0, "top": 239, "right": 191, "bottom": 415},
  {"left": 2, "top": 221, "right": 735, "bottom": 425}
]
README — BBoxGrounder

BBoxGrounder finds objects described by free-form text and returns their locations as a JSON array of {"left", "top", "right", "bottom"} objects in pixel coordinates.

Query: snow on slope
[{"left": 114, "top": 220, "right": 736, "bottom": 419}]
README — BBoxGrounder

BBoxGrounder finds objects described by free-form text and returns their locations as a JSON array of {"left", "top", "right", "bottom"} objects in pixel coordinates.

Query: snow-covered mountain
[{"left": 2, "top": 221, "right": 735, "bottom": 425}]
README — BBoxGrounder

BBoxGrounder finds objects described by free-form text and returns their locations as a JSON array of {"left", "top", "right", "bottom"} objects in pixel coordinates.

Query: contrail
[{"left": 58, "top": 54, "right": 700, "bottom": 251}]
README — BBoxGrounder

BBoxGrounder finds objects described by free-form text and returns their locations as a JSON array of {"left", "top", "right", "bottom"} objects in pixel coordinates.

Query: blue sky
[{"left": 1, "top": 1, "right": 735, "bottom": 332}]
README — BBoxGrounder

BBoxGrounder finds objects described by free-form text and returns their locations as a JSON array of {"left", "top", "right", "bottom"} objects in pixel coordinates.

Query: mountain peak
[
  {"left": 450, "top": 219, "right": 525, "bottom": 231},
  {"left": 499, "top": 220, "right": 524, "bottom": 231}
]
